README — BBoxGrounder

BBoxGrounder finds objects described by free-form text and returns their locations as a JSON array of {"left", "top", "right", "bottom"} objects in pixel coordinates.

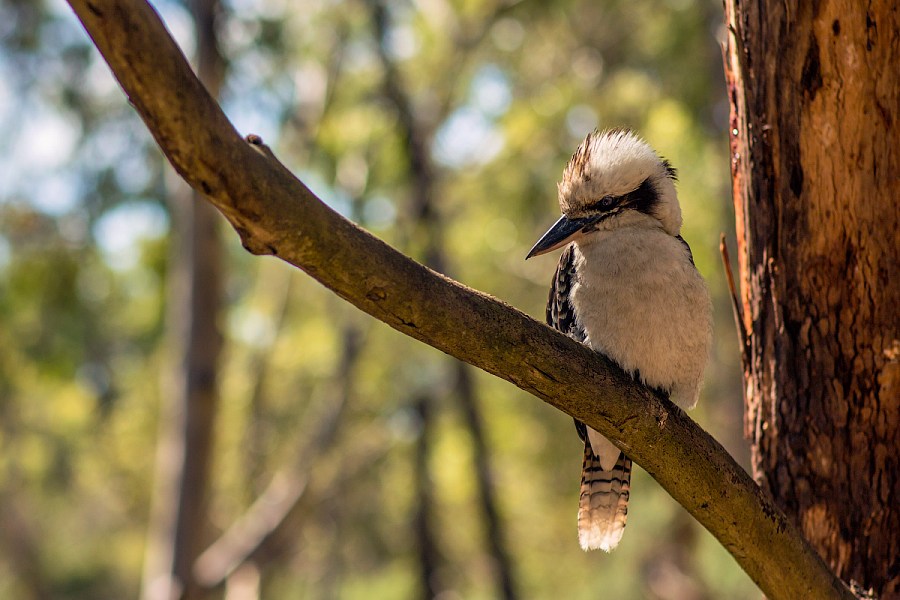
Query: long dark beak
[{"left": 526, "top": 215, "right": 598, "bottom": 259}]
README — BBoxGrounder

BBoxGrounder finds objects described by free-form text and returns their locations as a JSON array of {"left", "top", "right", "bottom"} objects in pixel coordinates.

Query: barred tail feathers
[{"left": 577, "top": 440, "right": 632, "bottom": 552}]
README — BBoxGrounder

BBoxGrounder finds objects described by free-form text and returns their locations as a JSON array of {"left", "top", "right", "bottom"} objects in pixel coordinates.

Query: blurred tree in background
[{"left": 0, "top": 0, "right": 751, "bottom": 598}]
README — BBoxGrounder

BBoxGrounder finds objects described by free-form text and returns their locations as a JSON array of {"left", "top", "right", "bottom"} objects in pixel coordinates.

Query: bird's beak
[{"left": 526, "top": 215, "right": 598, "bottom": 259}]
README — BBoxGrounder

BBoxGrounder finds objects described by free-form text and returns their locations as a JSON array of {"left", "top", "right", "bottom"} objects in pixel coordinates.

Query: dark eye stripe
[
  {"left": 584, "top": 197, "right": 616, "bottom": 212},
  {"left": 599, "top": 196, "right": 616, "bottom": 209},
  {"left": 584, "top": 178, "right": 659, "bottom": 215},
  {"left": 625, "top": 179, "right": 660, "bottom": 215}
]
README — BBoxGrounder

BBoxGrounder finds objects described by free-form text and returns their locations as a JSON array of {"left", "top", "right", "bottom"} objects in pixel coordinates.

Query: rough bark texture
[
  {"left": 65, "top": 1, "right": 857, "bottom": 598},
  {"left": 723, "top": 1, "right": 900, "bottom": 596}
]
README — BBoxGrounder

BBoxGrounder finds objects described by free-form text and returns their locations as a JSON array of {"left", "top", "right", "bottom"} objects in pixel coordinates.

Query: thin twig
[{"left": 719, "top": 233, "right": 749, "bottom": 367}]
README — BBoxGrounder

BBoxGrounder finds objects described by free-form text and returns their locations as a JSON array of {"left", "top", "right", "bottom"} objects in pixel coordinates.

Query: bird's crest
[{"left": 557, "top": 129, "right": 682, "bottom": 235}]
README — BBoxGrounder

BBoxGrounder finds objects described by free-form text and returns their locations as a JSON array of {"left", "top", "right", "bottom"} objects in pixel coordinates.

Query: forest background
[{"left": 0, "top": 0, "right": 754, "bottom": 598}]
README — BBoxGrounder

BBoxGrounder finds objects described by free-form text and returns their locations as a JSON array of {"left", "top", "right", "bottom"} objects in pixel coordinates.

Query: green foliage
[{"left": 0, "top": 0, "right": 753, "bottom": 597}]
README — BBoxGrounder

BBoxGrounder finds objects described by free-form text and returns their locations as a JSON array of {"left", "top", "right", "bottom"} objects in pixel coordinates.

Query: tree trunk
[
  {"left": 453, "top": 364, "right": 519, "bottom": 600},
  {"left": 368, "top": 4, "right": 519, "bottom": 598},
  {"left": 141, "top": 0, "right": 226, "bottom": 598},
  {"left": 62, "top": 1, "right": 862, "bottom": 595},
  {"left": 143, "top": 184, "right": 223, "bottom": 600},
  {"left": 723, "top": 1, "right": 900, "bottom": 596},
  {"left": 412, "top": 394, "right": 442, "bottom": 600}
]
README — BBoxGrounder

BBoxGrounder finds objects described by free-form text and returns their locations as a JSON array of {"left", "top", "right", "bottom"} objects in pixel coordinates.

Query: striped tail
[{"left": 577, "top": 440, "right": 632, "bottom": 551}]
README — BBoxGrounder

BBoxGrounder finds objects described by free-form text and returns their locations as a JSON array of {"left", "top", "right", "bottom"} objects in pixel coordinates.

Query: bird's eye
[{"left": 598, "top": 196, "right": 617, "bottom": 210}]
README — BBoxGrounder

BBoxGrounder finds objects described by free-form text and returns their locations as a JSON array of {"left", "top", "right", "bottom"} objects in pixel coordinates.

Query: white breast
[{"left": 569, "top": 224, "right": 712, "bottom": 409}]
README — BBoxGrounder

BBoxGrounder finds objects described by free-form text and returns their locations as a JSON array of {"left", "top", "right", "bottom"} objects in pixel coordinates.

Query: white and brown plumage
[{"left": 527, "top": 129, "right": 712, "bottom": 551}]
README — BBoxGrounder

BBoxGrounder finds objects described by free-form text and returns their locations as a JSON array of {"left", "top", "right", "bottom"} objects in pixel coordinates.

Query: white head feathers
[{"left": 557, "top": 129, "right": 682, "bottom": 236}]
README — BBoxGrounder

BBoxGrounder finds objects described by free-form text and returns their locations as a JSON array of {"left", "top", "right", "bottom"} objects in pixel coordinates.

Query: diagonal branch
[
  {"left": 64, "top": 2, "right": 854, "bottom": 599},
  {"left": 367, "top": 4, "right": 519, "bottom": 597}
]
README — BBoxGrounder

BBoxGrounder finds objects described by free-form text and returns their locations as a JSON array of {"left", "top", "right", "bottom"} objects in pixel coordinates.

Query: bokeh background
[{"left": 0, "top": 0, "right": 754, "bottom": 598}]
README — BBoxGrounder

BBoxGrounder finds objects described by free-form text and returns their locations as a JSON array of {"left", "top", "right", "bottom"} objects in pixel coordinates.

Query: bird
[{"left": 526, "top": 128, "right": 712, "bottom": 552}]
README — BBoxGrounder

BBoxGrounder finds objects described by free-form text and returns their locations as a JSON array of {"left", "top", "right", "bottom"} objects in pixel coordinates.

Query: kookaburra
[{"left": 526, "top": 128, "right": 712, "bottom": 552}]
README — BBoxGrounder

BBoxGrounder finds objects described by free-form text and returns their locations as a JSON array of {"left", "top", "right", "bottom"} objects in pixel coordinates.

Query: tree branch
[
  {"left": 65, "top": 1, "right": 854, "bottom": 599},
  {"left": 367, "top": 4, "right": 520, "bottom": 598}
]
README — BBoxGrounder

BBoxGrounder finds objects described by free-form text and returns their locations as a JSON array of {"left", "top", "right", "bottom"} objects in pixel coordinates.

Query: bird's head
[{"left": 526, "top": 128, "right": 681, "bottom": 259}]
